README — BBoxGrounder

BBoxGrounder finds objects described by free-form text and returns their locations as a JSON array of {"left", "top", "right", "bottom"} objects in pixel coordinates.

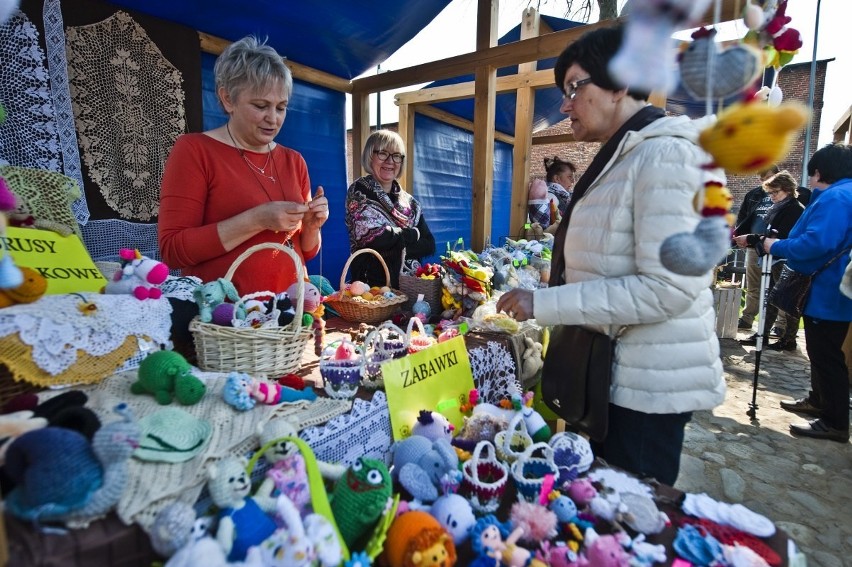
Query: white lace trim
[
  {"left": 299, "top": 390, "right": 394, "bottom": 467},
  {"left": 0, "top": 10, "right": 62, "bottom": 171},
  {"left": 468, "top": 340, "right": 521, "bottom": 404},
  {"left": 0, "top": 293, "right": 172, "bottom": 375}
]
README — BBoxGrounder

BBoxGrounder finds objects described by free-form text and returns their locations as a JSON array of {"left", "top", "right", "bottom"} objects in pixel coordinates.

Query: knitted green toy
[
  {"left": 131, "top": 350, "right": 206, "bottom": 405},
  {"left": 330, "top": 456, "right": 392, "bottom": 549}
]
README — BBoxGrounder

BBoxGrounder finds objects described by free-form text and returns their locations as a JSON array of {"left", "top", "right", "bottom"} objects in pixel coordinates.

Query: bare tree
[{"left": 528, "top": 0, "right": 620, "bottom": 22}]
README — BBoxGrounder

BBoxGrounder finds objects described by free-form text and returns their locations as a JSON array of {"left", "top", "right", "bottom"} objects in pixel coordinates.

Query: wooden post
[{"left": 350, "top": 92, "right": 370, "bottom": 182}]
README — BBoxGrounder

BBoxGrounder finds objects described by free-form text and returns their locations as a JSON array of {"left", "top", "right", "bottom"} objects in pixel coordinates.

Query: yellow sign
[
  {"left": 381, "top": 335, "right": 475, "bottom": 441},
  {"left": 0, "top": 227, "right": 106, "bottom": 294}
]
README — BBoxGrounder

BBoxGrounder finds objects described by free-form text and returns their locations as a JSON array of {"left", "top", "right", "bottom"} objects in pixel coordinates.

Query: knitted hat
[
  {"left": 382, "top": 510, "right": 456, "bottom": 567},
  {"left": 134, "top": 407, "right": 212, "bottom": 463}
]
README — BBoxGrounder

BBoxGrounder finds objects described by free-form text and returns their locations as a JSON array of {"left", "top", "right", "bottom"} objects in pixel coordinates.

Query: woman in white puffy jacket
[{"left": 497, "top": 25, "right": 726, "bottom": 485}]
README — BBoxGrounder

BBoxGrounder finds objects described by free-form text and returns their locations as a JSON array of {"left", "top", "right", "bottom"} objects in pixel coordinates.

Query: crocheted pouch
[
  {"left": 511, "top": 442, "right": 559, "bottom": 503},
  {"left": 460, "top": 440, "right": 508, "bottom": 514},
  {"left": 406, "top": 316, "right": 436, "bottom": 354},
  {"left": 494, "top": 412, "right": 533, "bottom": 464},
  {"left": 362, "top": 321, "right": 408, "bottom": 387},
  {"left": 319, "top": 338, "right": 366, "bottom": 400}
]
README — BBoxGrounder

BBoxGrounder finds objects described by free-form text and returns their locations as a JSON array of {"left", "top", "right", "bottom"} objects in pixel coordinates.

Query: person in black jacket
[
  {"left": 733, "top": 165, "right": 780, "bottom": 331},
  {"left": 735, "top": 170, "right": 805, "bottom": 351}
]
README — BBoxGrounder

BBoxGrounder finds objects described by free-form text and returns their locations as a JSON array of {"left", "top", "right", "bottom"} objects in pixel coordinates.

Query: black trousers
[
  {"left": 802, "top": 316, "right": 851, "bottom": 432},
  {"left": 591, "top": 404, "right": 692, "bottom": 486}
]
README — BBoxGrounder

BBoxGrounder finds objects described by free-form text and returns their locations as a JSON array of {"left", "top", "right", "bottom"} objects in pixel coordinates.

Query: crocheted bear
[{"left": 131, "top": 350, "right": 206, "bottom": 405}]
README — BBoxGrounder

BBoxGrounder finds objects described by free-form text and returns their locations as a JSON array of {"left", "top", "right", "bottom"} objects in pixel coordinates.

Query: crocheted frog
[
  {"left": 330, "top": 456, "right": 392, "bottom": 549},
  {"left": 130, "top": 350, "right": 206, "bottom": 405}
]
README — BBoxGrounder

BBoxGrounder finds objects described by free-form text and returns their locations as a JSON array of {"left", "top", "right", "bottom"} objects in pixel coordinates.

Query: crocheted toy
[
  {"left": 0, "top": 266, "right": 47, "bottom": 307},
  {"left": 567, "top": 478, "right": 598, "bottom": 508},
  {"left": 660, "top": 181, "right": 733, "bottom": 276},
  {"left": 288, "top": 280, "right": 325, "bottom": 355},
  {"left": 329, "top": 456, "right": 392, "bottom": 549},
  {"left": 578, "top": 528, "right": 631, "bottom": 567},
  {"left": 193, "top": 278, "right": 241, "bottom": 323},
  {"left": 744, "top": 0, "right": 803, "bottom": 69},
  {"left": 699, "top": 99, "right": 809, "bottom": 174},
  {"left": 520, "top": 336, "right": 543, "bottom": 384},
  {"left": 382, "top": 510, "right": 457, "bottom": 567},
  {"left": 510, "top": 499, "right": 558, "bottom": 542},
  {"left": 103, "top": 249, "right": 169, "bottom": 300},
  {"left": 469, "top": 515, "right": 546, "bottom": 567},
  {"left": 222, "top": 371, "right": 256, "bottom": 411},
  {"left": 0, "top": 411, "right": 47, "bottom": 464},
  {"left": 410, "top": 410, "right": 454, "bottom": 443},
  {"left": 678, "top": 27, "right": 763, "bottom": 100},
  {"left": 608, "top": 0, "right": 712, "bottom": 93},
  {"left": 4, "top": 403, "right": 139, "bottom": 525},
  {"left": 391, "top": 435, "right": 459, "bottom": 503},
  {"left": 207, "top": 456, "right": 277, "bottom": 562},
  {"left": 250, "top": 376, "right": 317, "bottom": 405},
  {"left": 131, "top": 350, "right": 206, "bottom": 405},
  {"left": 429, "top": 493, "right": 476, "bottom": 544},
  {"left": 149, "top": 501, "right": 198, "bottom": 557}
]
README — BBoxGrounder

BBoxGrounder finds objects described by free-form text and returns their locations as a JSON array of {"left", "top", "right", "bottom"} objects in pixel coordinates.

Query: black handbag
[
  {"left": 768, "top": 246, "right": 852, "bottom": 319},
  {"left": 540, "top": 325, "right": 615, "bottom": 442}
]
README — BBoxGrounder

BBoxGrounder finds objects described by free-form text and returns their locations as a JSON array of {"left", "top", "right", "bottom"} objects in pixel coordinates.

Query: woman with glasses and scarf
[
  {"left": 344, "top": 129, "right": 435, "bottom": 288},
  {"left": 496, "top": 24, "right": 726, "bottom": 485},
  {"left": 735, "top": 170, "right": 805, "bottom": 351}
]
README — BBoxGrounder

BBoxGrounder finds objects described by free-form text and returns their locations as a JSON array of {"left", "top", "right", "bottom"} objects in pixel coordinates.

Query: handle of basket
[
  {"left": 470, "top": 440, "right": 497, "bottom": 484},
  {"left": 502, "top": 413, "right": 528, "bottom": 454},
  {"left": 223, "top": 243, "right": 306, "bottom": 330},
  {"left": 406, "top": 315, "right": 426, "bottom": 338},
  {"left": 340, "top": 248, "right": 392, "bottom": 290},
  {"left": 321, "top": 338, "right": 365, "bottom": 371},
  {"left": 369, "top": 320, "right": 408, "bottom": 350},
  {"left": 520, "top": 441, "right": 554, "bottom": 463}
]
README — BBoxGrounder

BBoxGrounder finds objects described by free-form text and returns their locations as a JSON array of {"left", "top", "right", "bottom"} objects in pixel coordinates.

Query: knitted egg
[
  {"left": 211, "top": 302, "right": 235, "bottom": 326},
  {"left": 412, "top": 293, "right": 431, "bottom": 319},
  {"left": 348, "top": 281, "right": 370, "bottom": 296}
]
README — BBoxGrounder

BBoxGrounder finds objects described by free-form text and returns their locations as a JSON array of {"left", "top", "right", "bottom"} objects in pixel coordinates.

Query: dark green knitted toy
[
  {"left": 131, "top": 351, "right": 206, "bottom": 405},
  {"left": 330, "top": 456, "right": 392, "bottom": 549}
]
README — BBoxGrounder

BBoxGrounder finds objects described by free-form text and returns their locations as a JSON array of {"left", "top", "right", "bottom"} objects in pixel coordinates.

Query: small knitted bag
[
  {"left": 362, "top": 321, "right": 408, "bottom": 385},
  {"left": 494, "top": 413, "right": 533, "bottom": 464},
  {"left": 511, "top": 442, "right": 559, "bottom": 503},
  {"left": 319, "top": 338, "right": 365, "bottom": 400},
  {"left": 406, "top": 317, "right": 436, "bottom": 354},
  {"left": 460, "top": 440, "right": 508, "bottom": 515}
]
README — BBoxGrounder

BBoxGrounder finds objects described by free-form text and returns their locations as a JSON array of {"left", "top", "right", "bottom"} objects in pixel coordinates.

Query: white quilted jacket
[{"left": 533, "top": 114, "right": 726, "bottom": 414}]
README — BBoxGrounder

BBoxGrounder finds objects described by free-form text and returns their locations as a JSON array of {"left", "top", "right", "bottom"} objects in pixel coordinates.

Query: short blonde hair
[
  {"left": 763, "top": 170, "right": 798, "bottom": 197},
  {"left": 214, "top": 36, "right": 292, "bottom": 110},
  {"left": 361, "top": 130, "right": 405, "bottom": 175}
]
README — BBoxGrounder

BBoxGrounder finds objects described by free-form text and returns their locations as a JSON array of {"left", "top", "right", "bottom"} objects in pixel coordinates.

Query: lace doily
[
  {"left": 161, "top": 275, "right": 202, "bottom": 302},
  {"left": 0, "top": 165, "right": 82, "bottom": 237},
  {"left": 65, "top": 370, "right": 351, "bottom": 529},
  {"left": 0, "top": 293, "right": 172, "bottom": 376},
  {"left": 82, "top": 219, "right": 161, "bottom": 264},
  {"left": 66, "top": 10, "right": 185, "bottom": 221},
  {"left": 467, "top": 340, "right": 521, "bottom": 404},
  {"left": 300, "top": 390, "right": 394, "bottom": 467},
  {"left": 0, "top": 10, "right": 62, "bottom": 171}
]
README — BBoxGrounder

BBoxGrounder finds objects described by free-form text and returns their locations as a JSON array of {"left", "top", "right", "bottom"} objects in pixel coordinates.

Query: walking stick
[{"left": 747, "top": 247, "right": 773, "bottom": 419}]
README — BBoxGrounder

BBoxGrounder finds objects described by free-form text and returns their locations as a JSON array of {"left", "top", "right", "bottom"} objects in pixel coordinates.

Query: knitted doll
[
  {"left": 329, "top": 456, "right": 392, "bottom": 549},
  {"left": 207, "top": 456, "right": 277, "bottom": 562}
]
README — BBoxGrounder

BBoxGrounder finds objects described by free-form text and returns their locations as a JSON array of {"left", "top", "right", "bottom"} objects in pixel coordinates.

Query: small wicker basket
[
  {"left": 398, "top": 273, "right": 443, "bottom": 316},
  {"left": 325, "top": 249, "right": 407, "bottom": 324},
  {"left": 189, "top": 243, "right": 312, "bottom": 377}
]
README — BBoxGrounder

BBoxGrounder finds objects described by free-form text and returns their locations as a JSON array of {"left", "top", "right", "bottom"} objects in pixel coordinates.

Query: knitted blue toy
[{"left": 222, "top": 372, "right": 255, "bottom": 411}]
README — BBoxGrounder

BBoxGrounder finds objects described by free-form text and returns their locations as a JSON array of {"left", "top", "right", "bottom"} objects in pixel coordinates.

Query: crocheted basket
[
  {"left": 361, "top": 321, "right": 408, "bottom": 388},
  {"left": 319, "top": 338, "right": 366, "bottom": 399},
  {"left": 494, "top": 413, "right": 533, "bottom": 464},
  {"left": 325, "top": 249, "right": 407, "bottom": 324},
  {"left": 460, "top": 440, "right": 509, "bottom": 515},
  {"left": 406, "top": 316, "right": 436, "bottom": 354},
  {"left": 511, "top": 442, "right": 559, "bottom": 503},
  {"left": 189, "top": 243, "right": 312, "bottom": 377}
]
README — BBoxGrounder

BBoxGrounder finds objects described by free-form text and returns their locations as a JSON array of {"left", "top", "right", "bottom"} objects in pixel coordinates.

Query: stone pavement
[{"left": 673, "top": 332, "right": 852, "bottom": 567}]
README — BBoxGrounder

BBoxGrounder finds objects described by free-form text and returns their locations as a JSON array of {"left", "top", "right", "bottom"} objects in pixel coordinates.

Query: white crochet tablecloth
[{"left": 0, "top": 293, "right": 172, "bottom": 376}]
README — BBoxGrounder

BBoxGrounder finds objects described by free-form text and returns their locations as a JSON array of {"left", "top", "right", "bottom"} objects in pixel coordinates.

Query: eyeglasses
[
  {"left": 563, "top": 77, "right": 593, "bottom": 101},
  {"left": 373, "top": 150, "right": 405, "bottom": 164},
  {"left": 765, "top": 189, "right": 782, "bottom": 195}
]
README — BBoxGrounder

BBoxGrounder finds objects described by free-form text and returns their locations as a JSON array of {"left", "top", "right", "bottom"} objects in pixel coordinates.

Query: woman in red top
[{"left": 159, "top": 36, "right": 328, "bottom": 295}]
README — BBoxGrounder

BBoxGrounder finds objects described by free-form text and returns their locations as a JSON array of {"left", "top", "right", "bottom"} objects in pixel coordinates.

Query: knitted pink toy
[{"left": 104, "top": 248, "right": 168, "bottom": 300}]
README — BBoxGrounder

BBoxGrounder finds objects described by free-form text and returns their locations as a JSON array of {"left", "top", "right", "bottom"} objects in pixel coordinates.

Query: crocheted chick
[
  {"left": 382, "top": 510, "right": 457, "bottom": 567},
  {"left": 411, "top": 410, "right": 454, "bottom": 442},
  {"left": 330, "top": 456, "right": 392, "bottom": 549},
  {"left": 207, "top": 456, "right": 276, "bottom": 562},
  {"left": 0, "top": 266, "right": 47, "bottom": 307},
  {"left": 660, "top": 181, "right": 734, "bottom": 276},
  {"left": 698, "top": 100, "right": 809, "bottom": 174},
  {"left": 4, "top": 402, "right": 139, "bottom": 525},
  {"left": 131, "top": 350, "right": 206, "bottom": 405}
]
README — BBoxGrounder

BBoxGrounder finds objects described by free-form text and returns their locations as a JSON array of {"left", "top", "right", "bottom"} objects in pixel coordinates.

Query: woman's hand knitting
[{"left": 302, "top": 186, "right": 329, "bottom": 230}]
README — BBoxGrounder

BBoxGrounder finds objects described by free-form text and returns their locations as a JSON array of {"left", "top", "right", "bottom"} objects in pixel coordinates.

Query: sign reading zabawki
[
  {"left": 0, "top": 227, "right": 107, "bottom": 294},
  {"left": 381, "top": 335, "right": 475, "bottom": 441}
]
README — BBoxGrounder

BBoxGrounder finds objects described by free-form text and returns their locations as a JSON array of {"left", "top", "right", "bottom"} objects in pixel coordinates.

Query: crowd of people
[{"left": 156, "top": 24, "right": 849, "bottom": 493}]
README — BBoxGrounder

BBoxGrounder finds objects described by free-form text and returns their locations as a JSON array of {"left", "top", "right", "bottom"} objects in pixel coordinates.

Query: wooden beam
[
  {"left": 352, "top": 0, "right": 741, "bottom": 95},
  {"left": 510, "top": 7, "right": 540, "bottom": 238},
  {"left": 395, "top": 68, "right": 555, "bottom": 106},
  {"left": 350, "top": 93, "right": 370, "bottom": 182},
  {"left": 414, "top": 105, "right": 514, "bottom": 145},
  {"left": 471, "top": 0, "right": 498, "bottom": 252},
  {"left": 532, "top": 132, "right": 576, "bottom": 145},
  {"left": 199, "top": 32, "right": 352, "bottom": 93},
  {"left": 397, "top": 104, "right": 415, "bottom": 188}
]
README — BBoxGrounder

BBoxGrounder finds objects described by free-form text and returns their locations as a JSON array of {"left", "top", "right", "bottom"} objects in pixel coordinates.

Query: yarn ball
[
  {"left": 383, "top": 510, "right": 457, "bottom": 567},
  {"left": 412, "top": 294, "right": 432, "bottom": 319},
  {"left": 348, "top": 280, "right": 370, "bottom": 296},
  {"left": 430, "top": 493, "right": 476, "bottom": 544},
  {"left": 211, "top": 302, "right": 235, "bottom": 326}
]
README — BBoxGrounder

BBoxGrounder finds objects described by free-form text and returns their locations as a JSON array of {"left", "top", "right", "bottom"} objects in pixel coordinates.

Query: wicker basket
[
  {"left": 398, "top": 273, "right": 443, "bottom": 316},
  {"left": 189, "top": 243, "right": 312, "bottom": 377},
  {"left": 325, "top": 249, "right": 407, "bottom": 324}
]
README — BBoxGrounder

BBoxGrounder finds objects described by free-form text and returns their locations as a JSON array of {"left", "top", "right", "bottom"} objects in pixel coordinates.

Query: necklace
[{"left": 226, "top": 123, "right": 276, "bottom": 182}]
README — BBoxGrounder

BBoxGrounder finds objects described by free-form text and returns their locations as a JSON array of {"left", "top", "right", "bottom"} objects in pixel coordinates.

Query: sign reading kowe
[
  {"left": 0, "top": 227, "right": 106, "bottom": 294},
  {"left": 381, "top": 335, "right": 476, "bottom": 441}
]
